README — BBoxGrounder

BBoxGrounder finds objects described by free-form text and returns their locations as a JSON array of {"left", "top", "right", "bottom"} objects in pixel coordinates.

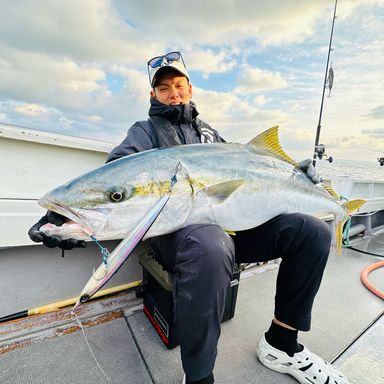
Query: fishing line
[
  {"left": 70, "top": 309, "right": 113, "bottom": 383},
  {"left": 90, "top": 234, "right": 110, "bottom": 266},
  {"left": 343, "top": 229, "right": 384, "bottom": 258},
  {"left": 344, "top": 245, "right": 384, "bottom": 259},
  {"left": 343, "top": 217, "right": 384, "bottom": 258}
]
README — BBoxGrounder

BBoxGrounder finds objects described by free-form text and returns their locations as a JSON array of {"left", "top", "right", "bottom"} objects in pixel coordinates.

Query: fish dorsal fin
[
  {"left": 247, "top": 126, "right": 298, "bottom": 167},
  {"left": 203, "top": 180, "right": 244, "bottom": 202}
]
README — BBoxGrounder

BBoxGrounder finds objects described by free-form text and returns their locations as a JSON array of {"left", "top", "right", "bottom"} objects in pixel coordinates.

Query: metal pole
[{"left": 313, "top": 0, "right": 338, "bottom": 167}]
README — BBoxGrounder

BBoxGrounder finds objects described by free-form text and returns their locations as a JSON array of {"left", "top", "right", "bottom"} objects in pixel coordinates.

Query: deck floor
[{"left": 0, "top": 233, "right": 383, "bottom": 384}]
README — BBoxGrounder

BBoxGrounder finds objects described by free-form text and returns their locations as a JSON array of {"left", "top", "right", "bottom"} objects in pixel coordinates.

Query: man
[{"left": 29, "top": 51, "right": 349, "bottom": 384}]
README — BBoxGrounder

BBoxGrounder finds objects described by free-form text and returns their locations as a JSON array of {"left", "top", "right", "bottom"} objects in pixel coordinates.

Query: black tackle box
[{"left": 138, "top": 252, "right": 241, "bottom": 349}]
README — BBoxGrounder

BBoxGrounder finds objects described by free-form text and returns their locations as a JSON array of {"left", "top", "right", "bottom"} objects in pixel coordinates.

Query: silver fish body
[{"left": 39, "top": 140, "right": 346, "bottom": 241}]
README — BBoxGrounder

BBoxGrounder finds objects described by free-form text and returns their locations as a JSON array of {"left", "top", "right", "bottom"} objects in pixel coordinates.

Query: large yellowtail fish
[{"left": 39, "top": 127, "right": 365, "bottom": 257}]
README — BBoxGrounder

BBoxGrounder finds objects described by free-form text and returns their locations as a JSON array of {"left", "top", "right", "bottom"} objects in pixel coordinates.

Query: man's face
[{"left": 151, "top": 73, "right": 192, "bottom": 105}]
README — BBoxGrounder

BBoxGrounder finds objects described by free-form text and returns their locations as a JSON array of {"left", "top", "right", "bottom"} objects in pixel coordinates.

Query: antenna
[{"left": 313, "top": 0, "right": 338, "bottom": 166}]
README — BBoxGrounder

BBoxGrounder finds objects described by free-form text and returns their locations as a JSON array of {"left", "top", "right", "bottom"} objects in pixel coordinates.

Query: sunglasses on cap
[
  {"left": 147, "top": 51, "right": 189, "bottom": 87},
  {"left": 147, "top": 51, "right": 185, "bottom": 68}
]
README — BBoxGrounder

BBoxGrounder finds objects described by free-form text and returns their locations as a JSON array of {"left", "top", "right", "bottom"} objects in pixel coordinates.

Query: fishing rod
[{"left": 313, "top": 0, "right": 338, "bottom": 167}]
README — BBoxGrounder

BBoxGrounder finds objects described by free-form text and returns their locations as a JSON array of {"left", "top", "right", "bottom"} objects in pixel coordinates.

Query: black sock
[
  {"left": 265, "top": 321, "right": 304, "bottom": 357},
  {"left": 186, "top": 373, "right": 214, "bottom": 384}
]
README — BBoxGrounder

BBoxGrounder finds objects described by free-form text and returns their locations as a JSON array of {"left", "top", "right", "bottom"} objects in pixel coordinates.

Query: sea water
[{"left": 316, "top": 159, "right": 384, "bottom": 182}]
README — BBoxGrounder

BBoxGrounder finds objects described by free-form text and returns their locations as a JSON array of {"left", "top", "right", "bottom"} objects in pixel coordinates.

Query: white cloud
[
  {"left": 57, "top": 64, "right": 105, "bottom": 94},
  {"left": 0, "top": 0, "right": 157, "bottom": 63},
  {"left": 82, "top": 115, "right": 103, "bottom": 124},
  {"left": 361, "top": 128, "right": 384, "bottom": 137},
  {"left": 193, "top": 86, "right": 290, "bottom": 142},
  {"left": 253, "top": 95, "right": 270, "bottom": 106},
  {"left": 14, "top": 103, "right": 47, "bottom": 117},
  {"left": 114, "top": 0, "right": 333, "bottom": 47},
  {"left": 59, "top": 116, "right": 73, "bottom": 125},
  {"left": 0, "top": 50, "right": 106, "bottom": 104},
  {"left": 186, "top": 49, "right": 237, "bottom": 78},
  {"left": 235, "top": 66, "right": 288, "bottom": 93},
  {"left": 363, "top": 105, "right": 384, "bottom": 120}
]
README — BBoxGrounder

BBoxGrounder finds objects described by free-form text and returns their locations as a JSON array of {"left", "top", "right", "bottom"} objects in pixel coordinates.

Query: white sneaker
[{"left": 256, "top": 334, "right": 350, "bottom": 384}]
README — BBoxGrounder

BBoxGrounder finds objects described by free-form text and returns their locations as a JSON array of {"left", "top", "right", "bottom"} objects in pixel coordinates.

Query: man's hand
[
  {"left": 28, "top": 211, "right": 86, "bottom": 250},
  {"left": 298, "top": 159, "right": 322, "bottom": 184}
]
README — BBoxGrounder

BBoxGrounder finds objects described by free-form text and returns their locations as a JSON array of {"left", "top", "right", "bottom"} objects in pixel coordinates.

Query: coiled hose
[{"left": 360, "top": 261, "right": 384, "bottom": 300}]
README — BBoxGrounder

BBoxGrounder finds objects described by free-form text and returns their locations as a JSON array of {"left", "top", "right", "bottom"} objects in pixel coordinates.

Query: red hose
[{"left": 360, "top": 261, "right": 384, "bottom": 300}]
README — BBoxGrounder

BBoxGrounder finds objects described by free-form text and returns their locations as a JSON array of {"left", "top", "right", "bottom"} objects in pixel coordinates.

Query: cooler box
[{"left": 138, "top": 252, "right": 240, "bottom": 349}]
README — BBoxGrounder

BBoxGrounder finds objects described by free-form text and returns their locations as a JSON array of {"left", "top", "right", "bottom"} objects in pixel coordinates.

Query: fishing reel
[
  {"left": 314, "top": 144, "right": 333, "bottom": 163},
  {"left": 378, "top": 157, "right": 384, "bottom": 166}
]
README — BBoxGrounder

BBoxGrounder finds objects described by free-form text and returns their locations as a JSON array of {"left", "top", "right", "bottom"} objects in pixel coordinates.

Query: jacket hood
[{"left": 148, "top": 98, "right": 199, "bottom": 124}]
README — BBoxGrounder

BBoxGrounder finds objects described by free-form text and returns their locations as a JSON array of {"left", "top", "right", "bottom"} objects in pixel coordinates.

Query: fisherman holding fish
[{"left": 29, "top": 52, "right": 350, "bottom": 384}]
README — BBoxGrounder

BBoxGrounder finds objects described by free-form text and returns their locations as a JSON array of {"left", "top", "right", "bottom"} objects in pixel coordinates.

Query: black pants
[{"left": 149, "top": 213, "right": 332, "bottom": 382}]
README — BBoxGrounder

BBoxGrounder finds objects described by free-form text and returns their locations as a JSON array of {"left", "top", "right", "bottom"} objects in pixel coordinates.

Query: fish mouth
[{"left": 38, "top": 196, "right": 95, "bottom": 236}]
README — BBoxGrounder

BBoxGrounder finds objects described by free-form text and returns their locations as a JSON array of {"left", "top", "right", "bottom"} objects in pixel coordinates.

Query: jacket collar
[{"left": 148, "top": 98, "right": 199, "bottom": 124}]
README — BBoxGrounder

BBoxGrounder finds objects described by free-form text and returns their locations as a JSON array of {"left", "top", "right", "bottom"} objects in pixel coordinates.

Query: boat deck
[{"left": 1, "top": 232, "right": 383, "bottom": 384}]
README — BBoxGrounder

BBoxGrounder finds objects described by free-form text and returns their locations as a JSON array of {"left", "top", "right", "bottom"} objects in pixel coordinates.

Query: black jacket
[{"left": 107, "top": 98, "right": 223, "bottom": 162}]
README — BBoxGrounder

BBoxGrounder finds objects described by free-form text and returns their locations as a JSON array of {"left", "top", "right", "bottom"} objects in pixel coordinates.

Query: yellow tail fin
[{"left": 335, "top": 199, "right": 366, "bottom": 255}]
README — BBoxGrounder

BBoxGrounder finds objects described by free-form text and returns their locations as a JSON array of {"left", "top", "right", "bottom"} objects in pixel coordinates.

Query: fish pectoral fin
[
  {"left": 203, "top": 180, "right": 244, "bottom": 202},
  {"left": 247, "top": 126, "right": 298, "bottom": 167}
]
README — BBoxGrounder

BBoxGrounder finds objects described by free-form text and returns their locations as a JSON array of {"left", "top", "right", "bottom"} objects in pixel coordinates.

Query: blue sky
[{"left": 0, "top": 0, "right": 383, "bottom": 161}]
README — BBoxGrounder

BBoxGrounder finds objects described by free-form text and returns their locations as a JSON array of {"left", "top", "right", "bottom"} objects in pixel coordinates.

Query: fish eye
[{"left": 107, "top": 187, "right": 126, "bottom": 202}]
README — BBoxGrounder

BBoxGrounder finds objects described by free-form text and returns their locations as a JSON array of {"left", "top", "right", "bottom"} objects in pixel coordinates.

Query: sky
[{"left": 0, "top": 0, "right": 383, "bottom": 162}]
